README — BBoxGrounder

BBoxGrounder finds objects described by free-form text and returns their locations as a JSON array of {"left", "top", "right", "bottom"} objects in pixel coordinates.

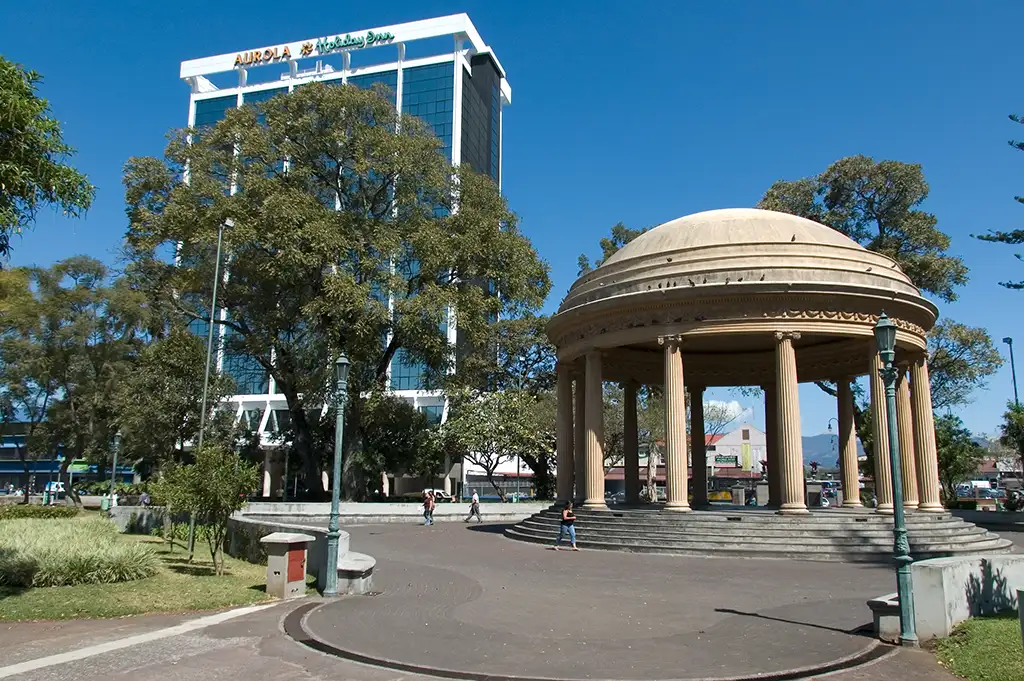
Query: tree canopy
[
  {"left": 934, "top": 414, "right": 985, "bottom": 504},
  {"left": 973, "top": 114, "right": 1024, "bottom": 290},
  {"left": 758, "top": 155, "right": 968, "bottom": 301},
  {"left": 124, "top": 83, "right": 550, "bottom": 497},
  {"left": 0, "top": 57, "right": 94, "bottom": 263}
]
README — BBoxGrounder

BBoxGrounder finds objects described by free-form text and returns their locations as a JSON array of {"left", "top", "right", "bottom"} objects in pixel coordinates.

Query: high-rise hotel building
[{"left": 179, "top": 15, "right": 510, "bottom": 454}]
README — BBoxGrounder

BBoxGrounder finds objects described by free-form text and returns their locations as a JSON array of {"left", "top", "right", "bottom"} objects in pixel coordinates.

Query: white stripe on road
[{"left": 0, "top": 602, "right": 279, "bottom": 679}]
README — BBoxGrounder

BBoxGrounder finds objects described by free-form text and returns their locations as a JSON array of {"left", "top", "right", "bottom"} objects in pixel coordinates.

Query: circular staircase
[{"left": 506, "top": 506, "right": 1016, "bottom": 562}]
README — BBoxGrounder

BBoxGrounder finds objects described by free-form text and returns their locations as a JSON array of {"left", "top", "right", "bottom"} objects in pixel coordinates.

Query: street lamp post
[
  {"left": 324, "top": 354, "right": 350, "bottom": 597},
  {"left": 873, "top": 313, "right": 918, "bottom": 647},
  {"left": 188, "top": 217, "right": 232, "bottom": 554},
  {"left": 1003, "top": 337, "right": 1019, "bottom": 407}
]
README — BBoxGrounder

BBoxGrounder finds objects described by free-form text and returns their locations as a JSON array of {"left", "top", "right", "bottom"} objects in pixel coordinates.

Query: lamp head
[
  {"left": 335, "top": 354, "right": 350, "bottom": 384},
  {"left": 1003, "top": 337, "right": 1013, "bottom": 346},
  {"left": 873, "top": 312, "right": 897, "bottom": 364}
]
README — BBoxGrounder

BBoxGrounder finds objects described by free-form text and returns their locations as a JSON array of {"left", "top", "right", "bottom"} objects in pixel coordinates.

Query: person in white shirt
[{"left": 464, "top": 490, "right": 482, "bottom": 523}]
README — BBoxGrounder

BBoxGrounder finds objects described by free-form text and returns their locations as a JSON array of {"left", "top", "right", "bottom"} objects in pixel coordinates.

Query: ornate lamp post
[
  {"left": 873, "top": 313, "right": 918, "bottom": 647},
  {"left": 1003, "top": 337, "right": 1019, "bottom": 407},
  {"left": 323, "top": 354, "right": 350, "bottom": 597}
]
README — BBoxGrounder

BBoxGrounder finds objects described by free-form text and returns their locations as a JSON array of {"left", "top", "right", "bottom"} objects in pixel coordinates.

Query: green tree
[
  {"left": 927, "top": 320, "right": 1003, "bottom": 410},
  {"left": 973, "top": 114, "right": 1024, "bottom": 289},
  {"left": 0, "top": 57, "right": 95, "bottom": 262},
  {"left": 124, "top": 83, "right": 550, "bottom": 498},
  {"left": 154, "top": 445, "right": 259, "bottom": 574},
  {"left": 577, "top": 222, "right": 648, "bottom": 275},
  {"left": 351, "top": 391, "right": 439, "bottom": 499},
  {"left": 935, "top": 414, "right": 985, "bottom": 505},
  {"left": 113, "top": 329, "right": 235, "bottom": 477},
  {"left": 441, "top": 390, "right": 554, "bottom": 500},
  {"left": 758, "top": 155, "right": 968, "bottom": 300},
  {"left": 0, "top": 257, "right": 153, "bottom": 504},
  {"left": 995, "top": 401, "right": 1024, "bottom": 475}
]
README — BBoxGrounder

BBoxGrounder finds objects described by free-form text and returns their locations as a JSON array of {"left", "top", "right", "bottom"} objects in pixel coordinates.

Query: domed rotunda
[{"left": 546, "top": 207, "right": 943, "bottom": 515}]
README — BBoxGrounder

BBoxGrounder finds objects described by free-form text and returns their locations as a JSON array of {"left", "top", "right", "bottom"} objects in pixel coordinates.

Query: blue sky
[{"left": 2, "top": 1, "right": 1022, "bottom": 438}]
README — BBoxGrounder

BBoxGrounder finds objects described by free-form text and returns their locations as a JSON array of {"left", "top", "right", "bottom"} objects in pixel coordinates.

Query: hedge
[{"left": 0, "top": 505, "right": 79, "bottom": 520}]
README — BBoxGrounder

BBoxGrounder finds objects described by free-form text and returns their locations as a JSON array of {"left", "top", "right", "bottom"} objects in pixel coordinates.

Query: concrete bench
[
  {"left": 866, "top": 593, "right": 901, "bottom": 644},
  {"left": 336, "top": 551, "right": 375, "bottom": 595}
]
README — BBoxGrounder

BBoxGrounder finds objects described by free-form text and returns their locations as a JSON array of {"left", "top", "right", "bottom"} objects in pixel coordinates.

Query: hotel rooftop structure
[{"left": 178, "top": 15, "right": 510, "bottom": 468}]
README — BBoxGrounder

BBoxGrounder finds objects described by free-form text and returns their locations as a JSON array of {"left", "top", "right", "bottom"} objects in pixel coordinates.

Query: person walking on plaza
[
  {"left": 464, "top": 489, "right": 482, "bottom": 523},
  {"left": 423, "top": 491, "right": 436, "bottom": 526},
  {"left": 553, "top": 501, "right": 579, "bottom": 551}
]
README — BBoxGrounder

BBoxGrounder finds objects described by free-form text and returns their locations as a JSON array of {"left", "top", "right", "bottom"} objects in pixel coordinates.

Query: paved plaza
[{"left": 1, "top": 521, "right": 1000, "bottom": 681}]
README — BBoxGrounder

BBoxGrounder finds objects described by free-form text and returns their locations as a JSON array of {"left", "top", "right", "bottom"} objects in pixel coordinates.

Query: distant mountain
[{"left": 801, "top": 434, "right": 865, "bottom": 468}]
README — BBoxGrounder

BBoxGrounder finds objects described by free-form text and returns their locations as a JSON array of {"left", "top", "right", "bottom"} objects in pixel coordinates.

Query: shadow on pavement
[
  {"left": 466, "top": 522, "right": 515, "bottom": 535},
  {"left": 714, "top": 607, "right": 873, "bottom": 636}
]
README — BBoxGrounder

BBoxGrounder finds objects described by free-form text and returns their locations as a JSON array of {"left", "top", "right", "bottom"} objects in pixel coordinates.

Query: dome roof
[
  {"left": 557, "top": 207, "right": 924, "bottom": 316},
  {"left": 602, "top": 208, "right": 861, "bottom": 266}
]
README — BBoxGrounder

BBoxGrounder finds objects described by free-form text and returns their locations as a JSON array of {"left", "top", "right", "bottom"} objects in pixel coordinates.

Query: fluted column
[
  {"left": 763, "top": 383, "right": 781, "bottom": 508},
  {"left": 870, "top": 349, "right": 895, "bottom": 514},
  {"left": 896, "top": 367, "right": 919, "bottom": 509},
  {"left": 775, "top": 332, "right": 807, "bottom": 514},
  {"left": 661, "top": 336, "right": 691, "bottom": 511},
  {"left": 555, "top": 362, "right": 575, "bottom": 503},
  {"left": 690, "top": 386, "right": 708, "bottom": 508},
  {"left": 623, "top": 380, "right": 641, "bottom": 504},
  {"left": 837, "top": 377, "right": 862, "bottom": 507},
  {"left": 911, "top": 355, "right": 943, "bottom": 511},
  {"left": 583, "top": 351, "right": 607, "bottom": 510},
  {"left": 574, "top": 370, "right": 586, "bottom": 504}
]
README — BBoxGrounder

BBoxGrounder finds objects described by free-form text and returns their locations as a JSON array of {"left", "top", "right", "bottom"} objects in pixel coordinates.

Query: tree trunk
[
  {"left": 484, "top": 469, "right": 505, "bottom": 501},
  {"left": 275, "top": 378, "right": 324, "bottom": 500},
  {"left": 645, "top": 444, "right": 659, "bottom": 502}
]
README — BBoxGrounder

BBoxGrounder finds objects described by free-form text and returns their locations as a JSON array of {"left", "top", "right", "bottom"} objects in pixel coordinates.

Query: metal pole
[
  {"left": 190, "top": 219, "right": 227, "bottom": 555},
  {"left": 283, "top": 448, "right": 289, "bottom": 502},
  {"left": 324, "top": 358, "right": 348, "bottom": 597},
  {"left": 879, "top": 355, "right": 918, "bottom": 647},
  {"left": 109, "top": 442, "right": 119, "bottom": 506},
  {"left": 1005, "top": 338, "right": 1019, "bottom": 407},
  {"left": 516, "top": 453, "right": 521, "bottom": 500}
]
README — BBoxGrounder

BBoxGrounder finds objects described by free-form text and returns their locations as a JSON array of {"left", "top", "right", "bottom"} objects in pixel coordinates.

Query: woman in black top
[{"left": 554, "top": 501, "right": 579, "bottom": 551}]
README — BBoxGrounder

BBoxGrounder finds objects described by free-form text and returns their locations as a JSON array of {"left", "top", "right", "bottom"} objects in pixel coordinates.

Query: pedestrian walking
[
  {"left": 553, "top": 501, "right": 579, "bottom": 551},
  {"left": 464, "top": 489, "right": 482, "bottom": 523},
  {"left": 423, "top": 491, "right": 436, "bottom": 526}
]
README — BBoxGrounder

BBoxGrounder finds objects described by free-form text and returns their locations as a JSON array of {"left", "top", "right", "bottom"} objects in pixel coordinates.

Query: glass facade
[
  {"left": 401, "top": 63, "right": 454, "bottom": 161},
  {"left": 188, "top": 52, "right": 503, "bottom": 399}
]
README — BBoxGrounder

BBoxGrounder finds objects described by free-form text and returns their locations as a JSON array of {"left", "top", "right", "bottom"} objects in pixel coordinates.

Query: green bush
[
  {"left": 0, "top": 505, "right": 79, "bottom": 520},
  {"left": 0, "top": 517, "right": 159, "bottom": 587}
]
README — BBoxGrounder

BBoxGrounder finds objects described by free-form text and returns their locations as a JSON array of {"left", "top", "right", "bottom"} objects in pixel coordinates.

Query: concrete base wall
[
  {"left": 242, "top": 501, "right": 548, "bottom": 523},
  {"left": 109, "top": 506, "right": 190, "bottom": 534},
  {"left": 912, "top": 554, "right": 1024, "bottom": 641},
  {"left": 951, "top": 509, "right": 1024, "bottom": 528},
  {"left": 225, "top": 514, "right": 350, "bottom": 593}
]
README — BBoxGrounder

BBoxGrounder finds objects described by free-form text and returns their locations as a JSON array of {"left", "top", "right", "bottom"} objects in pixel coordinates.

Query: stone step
[
  {"left": 538, "top": 509, "right": 958, "bottom": 525},
  {"left": 510, "top": 524, "right": 1003, "bottom": 550},
  {"left": 517, "top": 517, "right": 989, "bottom": 540},
  {"left": 525, "top": 515, "right": 976, "bottom": 534},
  {"left": 505, "top": 527, "right": 1016, "bottom": 562}
]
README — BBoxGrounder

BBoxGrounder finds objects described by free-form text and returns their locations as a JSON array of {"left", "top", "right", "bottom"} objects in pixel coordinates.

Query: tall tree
[
  {"left": 758, "top": 155, "right": 968, "bottom": 301},
  {"left": 0, "top": 57, "right": 94, "bottom": 263},
  {"left": 927, "top": 320, "right": 1003, "bottom": 410},
  {"left": 934, "top": 414, "right": 985, "bottom": 504},
  {"left": 973, "top": 114, "right": 1024, "bottom": 289},
  {"left": 577, "top": 222, "right": 647, "bottom": 275},
  {"left": 124, "top": 83, "right": 550, "bottom": 497},
  {"left": 995, "top": 401, "right": 1024, "bottom": 476}
]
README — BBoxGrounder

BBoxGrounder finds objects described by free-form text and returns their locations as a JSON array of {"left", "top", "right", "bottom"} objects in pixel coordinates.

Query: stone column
[
  {"left": 262, "top": 449, "right": 272, "bottom": 497},
  {"left": 911, "top": 355, "right": 943, "bottom": 512},
  {"left": 774, "top": 332, "right": 807, "bottom": 514},
  {"left": 896, "top": 367, "right": 919, "bottom": 509},
  {"left": 661, "top": 336, "right": 691, "bottom": 511},
  {"left": 555, "top": 362, "right": 575, "bottom": 503},
  {"left": 690, "top": 386, "right": 708, "bottom": 508},
  {"left": 574, "top": 370, "right": 586, "bottom": 504},
  {"left": 763, "top": 383, "right": 781, "bottom": 508},
  {"left": 869, "top": 349, "right": 895, "bottom": 514},
  {"left": 583, "top": 351, "right": 607, "bottom": 510},
  {"left": 623, "top": 380, "right": 641, "bottom": 504},
  {"left": 837, "top": 377, "right": 862, "bottom": 507}
]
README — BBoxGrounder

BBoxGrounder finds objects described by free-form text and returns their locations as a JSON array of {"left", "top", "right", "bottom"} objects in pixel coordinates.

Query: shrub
[
  {"left": 150, "top": 521, "right": 214, "bottom": 545},
  {"left": 0, "top": 517, "right": 160, "bottom": 587},
  {"left": 0, "top": 505, "right": 78, "bottom": 520}
]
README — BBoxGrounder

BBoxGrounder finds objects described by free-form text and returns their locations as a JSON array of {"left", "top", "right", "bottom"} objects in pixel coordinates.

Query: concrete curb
[{"left": 284, "top": 601, "right": 891, "bottom": 681}]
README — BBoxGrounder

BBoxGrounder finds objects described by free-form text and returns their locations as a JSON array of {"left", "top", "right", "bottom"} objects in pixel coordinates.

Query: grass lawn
[
  {"left": 935, "top": 614, "right": 1024, "bottom": 681},
  {"left": 0, "top": 535, "right": 287, "bottom": 621}
]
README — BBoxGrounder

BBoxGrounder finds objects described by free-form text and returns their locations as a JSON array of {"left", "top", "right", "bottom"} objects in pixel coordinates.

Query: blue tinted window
[
  {"left": 420, "top": 405, "right": 443, "bottom": 425},
  {"left": 348, "top": 70, "right": 398, "bottom": 105},
  {"left": 241, "top": 87, "right": 287, "bottom": 124},
  {"left": 401, "top": 63, "right": 454, "bottom": 161},
  {"left": 194, "top": 95, "right": 237, "bottom": 129},
  {"left": 390, "top": 348, "right": 426, "bottom": 390},
  {"left": 223, "top": 351, "right": 270, "bottom": 395}
]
